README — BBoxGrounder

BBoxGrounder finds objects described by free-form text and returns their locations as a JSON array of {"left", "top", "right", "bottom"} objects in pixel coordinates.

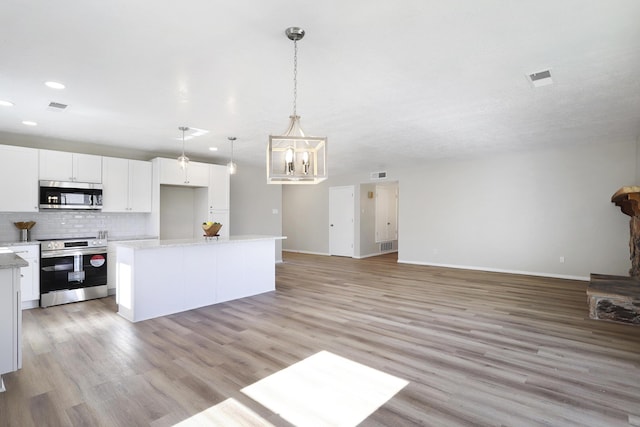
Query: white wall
[
  {"left": 159, "top": 186, "right": 198, "bottom": 239},
  {"left": 282, "top": 172, "right": 393, "bottom": 257},
  {"left": 282, "top": 141, "right": 634, "bottom": 279},
  {"left": 229, "top": 165, "right": 283, "bottom": 262},
  {"left": 359, "top": 183, "right": 378, "bottom": 257},
  {"left": 282, "top": 183, "right": 331, "bottom": 255},
  {"left": 397, "top": 141, "right": 632, "bottom": 279}
]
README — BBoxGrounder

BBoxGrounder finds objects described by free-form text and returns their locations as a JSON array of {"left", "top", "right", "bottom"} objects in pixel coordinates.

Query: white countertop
[
  {"left": 108, "top": 235, "right": 159, "bottom": 242},
  {"left": 0, "top": 241, "right": 40, "bottom": 247},
  {"left": 0, "top": 252, "right": 29, "bottom": 270},
  {"left": 113, "top": 235, "right": 286, "bottom": 250}
]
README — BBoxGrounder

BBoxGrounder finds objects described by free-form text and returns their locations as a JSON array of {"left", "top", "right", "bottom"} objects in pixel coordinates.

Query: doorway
[{"left": 329, "top": 186, "right": 354, "bottom": 257}]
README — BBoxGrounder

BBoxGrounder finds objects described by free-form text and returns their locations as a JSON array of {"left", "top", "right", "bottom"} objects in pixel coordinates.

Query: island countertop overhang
[{"left": 113, "top": 235, "right": 286, "bottom": 250}]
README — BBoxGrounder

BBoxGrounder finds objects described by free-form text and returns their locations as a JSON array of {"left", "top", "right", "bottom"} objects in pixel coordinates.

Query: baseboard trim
[
  {"left": 397, "top": 259, "right": 590, "bottom": 282},
  {"left": 283, "top": 249, "right": 331, "bottom": 256},
  {"left": 354, "top": 250, "right": 399, "bottom": 259},
  {"left": 21, "top": 300, "right": 40, "bottom": 310}
]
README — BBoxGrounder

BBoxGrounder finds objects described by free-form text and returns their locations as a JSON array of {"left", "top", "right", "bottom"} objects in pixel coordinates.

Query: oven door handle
[{"left": 41, "top": 249, "right": 107, "bottom": 258}]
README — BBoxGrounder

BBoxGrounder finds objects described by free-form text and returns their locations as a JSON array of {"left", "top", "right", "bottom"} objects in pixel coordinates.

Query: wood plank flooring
[{"left": 1, "top": 252, "right": 640, "bottom": 426}]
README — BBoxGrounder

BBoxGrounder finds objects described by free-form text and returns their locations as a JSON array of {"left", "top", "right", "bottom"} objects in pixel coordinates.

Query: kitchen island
[{"left": 113, "top": 235, "right": 285, "bottom": 322}]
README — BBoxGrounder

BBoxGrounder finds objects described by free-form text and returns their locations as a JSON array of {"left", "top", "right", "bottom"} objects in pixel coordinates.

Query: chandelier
[{"left": 267, "top": 27, "right": 327, "bottom": 184}]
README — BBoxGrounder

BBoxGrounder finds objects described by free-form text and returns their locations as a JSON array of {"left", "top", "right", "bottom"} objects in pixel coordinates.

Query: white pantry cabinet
[
  {"left": 0, "top": 145, "right": 39, "bottom": 212},
  {"left": 206, "top": 165, "right": 230, "bottom": 238},
  {"left": 208, "top": 210, "right": 230, "bottom": 239},
  {"left": 39, "top": 150, "right": 102, "bottom": 183},
  {"left": 208, "top": 164, "right": 230, "bottom": 210},
  {"left": 102, "top": 157, "right": 152, "bottom": 212},
  {"left": 9, "top": 245, "right": 40, "bottom": 308},
  {"left": 158, "top": 158, "right": 209, "bottom": 187}
]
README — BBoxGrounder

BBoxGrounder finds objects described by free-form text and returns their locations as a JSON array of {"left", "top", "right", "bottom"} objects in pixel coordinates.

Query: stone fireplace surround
[{"left": 587, "top": 187, "right": 640, "bottom": 325}]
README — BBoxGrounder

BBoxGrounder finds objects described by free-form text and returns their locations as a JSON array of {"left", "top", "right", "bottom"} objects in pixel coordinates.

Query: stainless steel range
[{"left": 39, "top": 236, "right": 108, "bottom": 307}]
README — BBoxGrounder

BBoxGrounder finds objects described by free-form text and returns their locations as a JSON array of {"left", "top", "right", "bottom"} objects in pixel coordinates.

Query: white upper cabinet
[
  {"left": 39, "top": 150, "right": 102, "bottom": 183},
  {"left": 208, "top": 164, "right": 230, "bottom": 210},
  {"left": 158, "top": 157, "right": 209, "bottom": 187},
  {"left": 128, "top": 160, "right": 153, "bottom": 212},
  {"left": 186, "top": 162, "right": 210, "bottom": 187},
  {"left": 102, "top": 157, "right": 128, "bottom": 211},
  {"left": 0, "top": 145, "right": 39, "bottom": 212},
  {"left": 102, "top": 157, "right": 152, "bottom": 212}
]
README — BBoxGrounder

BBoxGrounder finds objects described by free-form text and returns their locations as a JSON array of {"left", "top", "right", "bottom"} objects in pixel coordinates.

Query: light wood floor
[{"left": 1, "top": 252, "right": 640, "bottom": 426}]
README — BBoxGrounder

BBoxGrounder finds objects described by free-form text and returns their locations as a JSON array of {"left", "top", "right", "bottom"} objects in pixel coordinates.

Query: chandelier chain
[{"left": 293, "top": 38, "right": 298, "bottom": 117}]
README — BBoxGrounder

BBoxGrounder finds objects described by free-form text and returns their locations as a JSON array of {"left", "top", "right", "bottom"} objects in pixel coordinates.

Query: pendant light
[
  {"left": 267, "top": 27, "right": 327, "bottom": 184},
  {"left": 177, "top": 126, "right": 189, "bottom": 170},
  {"left": 227, "top": 136, "right": 237, "bottom": 175}
]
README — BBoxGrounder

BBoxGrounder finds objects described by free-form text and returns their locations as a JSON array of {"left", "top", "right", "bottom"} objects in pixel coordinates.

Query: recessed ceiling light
[
  {"left": 22, "top": 120, "right": 38, "bottom": 126},
  {"left": 45, "top": 81, "right": 65, "bottom": 90},
  {"left": 209, "top": 147, "right": 218, "bottom": 152},
  {"left": 0, "top": 100, "right": 14, "bottom": 107}
]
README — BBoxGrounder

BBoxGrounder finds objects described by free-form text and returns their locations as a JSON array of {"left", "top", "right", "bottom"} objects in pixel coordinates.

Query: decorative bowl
[{"left": 202, "top": 222, "right": 222, "bottom": 237}]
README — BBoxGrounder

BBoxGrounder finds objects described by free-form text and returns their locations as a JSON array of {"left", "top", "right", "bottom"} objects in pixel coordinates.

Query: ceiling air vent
[
  {"left": 370, "top": 171, "right": 388, "bottom": 180},
  {"left": 48, "top": 101, "right": 68, "bottom": 111},
  {"left": 528, "top": 69, "right": 553, "bottom": 87}
]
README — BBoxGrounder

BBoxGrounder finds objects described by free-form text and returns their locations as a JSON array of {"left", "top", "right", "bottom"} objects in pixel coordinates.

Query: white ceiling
[{"left": 1, "top": 0, "right": 640, "bottom": 175}]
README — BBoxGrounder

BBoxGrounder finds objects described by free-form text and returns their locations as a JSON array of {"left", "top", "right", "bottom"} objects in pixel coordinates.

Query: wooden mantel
[
  {"left": 612, "top": 186, "right": 640, "bottom": 277},
  {"left": 612, "top": 186, "right": 640, "bottom": 217}
]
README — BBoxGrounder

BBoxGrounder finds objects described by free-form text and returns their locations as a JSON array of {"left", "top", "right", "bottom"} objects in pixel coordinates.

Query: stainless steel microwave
[{"left": 39, "top": 181, "right": 103, "bottom": 210}]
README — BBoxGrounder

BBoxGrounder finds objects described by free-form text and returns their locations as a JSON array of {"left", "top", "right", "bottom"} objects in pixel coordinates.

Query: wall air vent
[
  {"left": 48, "top": 102, "right": 68, "bottom": 110},
  {"left": 380, "top": 242, "right": 393, "bottom": 251},
  {"left": 370, "top": 171, "right": 388, "bottom": 180},
  {"left": 528, "top": 69, "right": 553, "bottom": 87}
]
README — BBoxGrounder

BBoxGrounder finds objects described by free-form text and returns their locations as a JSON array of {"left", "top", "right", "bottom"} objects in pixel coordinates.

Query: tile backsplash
[{"left": 0, "top": 211, "right": 149, "bottom": 242}]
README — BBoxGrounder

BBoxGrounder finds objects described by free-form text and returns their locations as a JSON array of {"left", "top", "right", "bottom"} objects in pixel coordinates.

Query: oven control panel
[{"left": 40, "top": 238, "right": 107, "bottom": 251}]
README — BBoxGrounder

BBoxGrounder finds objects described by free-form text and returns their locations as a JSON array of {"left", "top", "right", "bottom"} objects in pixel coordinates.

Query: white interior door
[
  {"left": 329, "top": 186, "right": 354, "bottom": 257},
  {"left": 375, "top": 185, "right": 398, "bottom": 242}
]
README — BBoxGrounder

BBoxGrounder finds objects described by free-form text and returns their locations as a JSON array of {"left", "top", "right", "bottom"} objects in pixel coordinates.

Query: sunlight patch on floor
[
  {"left": 173, "top": 398, "right": 274, "bottom": 427},
  {"left": 241, "top": 350, "right": 409, "bottom": 427}
]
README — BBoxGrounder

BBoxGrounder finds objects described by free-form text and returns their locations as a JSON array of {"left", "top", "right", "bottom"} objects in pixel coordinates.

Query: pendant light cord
[
  {"left": 182, "top": 128, "right": 185, "bottom": 155},
  {"left": 293, "top": 38, "right": 298, "bottom": 117}
]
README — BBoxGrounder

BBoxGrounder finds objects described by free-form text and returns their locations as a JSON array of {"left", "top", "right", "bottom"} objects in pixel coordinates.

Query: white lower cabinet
[
  {"left": 0, "top": 266, "right": 22, "bottom": 385},
  {"left": 107, "top": 239, "right": 156, "bottom": 294},
  {"left": 9, "top": 245, "right": 40, "bottom": 309}
]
